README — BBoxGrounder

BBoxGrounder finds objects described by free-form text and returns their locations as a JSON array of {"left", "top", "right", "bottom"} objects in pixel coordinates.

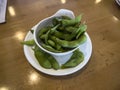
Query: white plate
[
  {"left": 115, "top": 0, "right": 120, "bottom": 6},
  {"left": 23, "top": 31, "right": 92, "bottom": 76}
]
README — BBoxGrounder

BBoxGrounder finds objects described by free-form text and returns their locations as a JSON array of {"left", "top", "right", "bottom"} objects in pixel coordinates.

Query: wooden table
[{"left": 0, "top": 0, "right": 120, "bottom": 90}]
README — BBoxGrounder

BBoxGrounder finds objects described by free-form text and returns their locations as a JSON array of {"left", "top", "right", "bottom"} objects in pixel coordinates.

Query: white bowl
[{"left": 34, "top": 9, "right": 82, "bottom": 57}]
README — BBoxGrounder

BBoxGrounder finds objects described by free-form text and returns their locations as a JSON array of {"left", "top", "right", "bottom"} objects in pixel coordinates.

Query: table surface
[{"left": 0, "top": 0, "right": 120, "bottom": 90}]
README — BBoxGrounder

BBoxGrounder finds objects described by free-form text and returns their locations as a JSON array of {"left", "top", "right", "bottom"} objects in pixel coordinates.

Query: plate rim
[
  {"left": 115, "top": 0, "right": 120, "bottom": 6},
  {"left": 23, "top": 31, "right": 92, "bottom": 76}
]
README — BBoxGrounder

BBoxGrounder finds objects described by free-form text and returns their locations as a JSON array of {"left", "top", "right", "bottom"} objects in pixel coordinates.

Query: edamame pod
[
  {"left": 53, "top": 30, "right": 73, "bottom": 40},
  {"left": 56, "top": 44, "right": 62, "bottom": 51},
  {"left": 44, "top": 24, "right": 60, "bottom": 44},
  {"left": 40, "top": 34, "right": 46, "bottom": 39},
  {"left": 65, "top": 24, "right": 86, "bottom": 40},
  {"left": 61, "top": 14, "right": 82, "bottom": 27},
  {"left": 76, "top": 24, "right": 87, "bottom": 39},
  {"left": 34, "top": 46, "right": 52, "bottom": 69},
  {"left": 38, "top": 26, "right": 51, "bottom": 36},
  {"left": 61, "top": 49, "right": 84, "bottom": 68},
  {"left": 45, "top": 30, "right": 50, "bottom": 44},
  {"left": 47, "top": 55, "right": 60, "bottom": 70},
  {"left": 48, "top": 40, "right": 55, "bottom": 47},
  {"left": 52, "top": 17, "right": 62, "bottom": 26},
  {"left": 41, "top": 43, "right": 62, "bottom": 53},
  {"left": 48, "top": 39, "right": 63, "bottom": 51},
  {"left": 21, "top": 39, "right": 35, "bottom": 46},
  {"left": 52, "top": 16, "right": 71, "bottom": 26},
  {"left": 65, "top": 26, "right": 78, "bottom": 33},
  {"left": 34, "top": 46, "right": 59, "bottom": 70},
  {"left": 50, "top": 24, "right": 60, "bottom": 34},
  {"left": 51, "top": 34, "right": 87, "bottom": 48}
]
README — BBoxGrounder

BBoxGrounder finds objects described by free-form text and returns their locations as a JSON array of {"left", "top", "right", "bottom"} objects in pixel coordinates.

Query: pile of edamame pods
[
  {"left": 21, "top": 39, "right": 84, "bottom": 69},
  {"left": 38, "top": 15, "right": 87, "bottom": 53},
  {"left": 21, "top": 14, "right": 87, "bottom": 70}
]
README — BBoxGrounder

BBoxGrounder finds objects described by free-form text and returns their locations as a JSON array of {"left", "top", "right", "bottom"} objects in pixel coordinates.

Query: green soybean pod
[
  {"left": 71, "top": 24, "right": 84, "bottom": 35},
  {"left": 34, "top": 45, "right": 60, "bottom": 70},
  {"left": 44, "top": 24, "right": 60, "bottom": 44},
  {"left": 21, "top": 39, "right": 35, "bottom": 46},
  {"left": 52, "top": 16, "right": 71, "bottom": 26},
  {"left": 52, "top": 17, "right": 62, "bottom": 26},
  {"left": 65, "top": 26, "right": 78, "bottom": 33},
  {"left": 53, "top": 30, "right": 72, "bottom": 40},
  {"left": 51, "top": 34, "right": 87, "bottom": 48},
  {"left": 41, "top": 43, "right": 62, "bottom": 53},
  {"left": 38, "top": 26, "right": 51, "bottom": 37},
  {"left": 61, "top": 49, "right": 84, "bottom": 68},
  {"left": 50, "top": 24, "right": 60, "bottom": 34},
  {"left": 47, "top": 54, "right": 60, "bottom": 70},
  {"left": 34, "top": 46, "right": 52, "bottom": 69},
  {"left": 47, "top": 39, "right": 63, "bottom": 51},
  {"left": 45, "top": 30, "right": 51, "bottom": 44},
  {"left": 76, "top": 24, "right": 87, "bottom": 39},
  {"left": 40, "top": 34, "right": 46, "bottom": 39},
  {"left": 56, "top": 44, "right": 62, "bottom": 50},
  {"left": 48, "top": 40, "right": 56, "bottom": 47},
  {"left": 61, "top": 14, "right": 82, "bottom": 27}
]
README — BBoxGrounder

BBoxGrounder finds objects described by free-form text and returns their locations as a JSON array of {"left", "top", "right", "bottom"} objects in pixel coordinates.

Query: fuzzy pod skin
[
  {"left": 61, "top": 49, "right": 84, "bottom": 68},
  {"left": 34, "top": 45, "right": 60, "bottom": 70},
  {"left": 51, "top": 34, "right": 87, "bottom": 48},
  {"left": 47, "top": 55, "right": 60, "bottom": 70},
  {"left": 34, "top": 46, "right": 52, "bottom": 69},
  {"left": 76, "top": 24, "right": 87, "bottom": 39},
  {"left": 21, "top": 39, "right": 35, "bottom": 46},
  {"left": 38, "top": 26, "right": 51, "bottom": 37},
  {"left": 61, "top": 14, "right": 82, "bottom": 27},
  {"left": 41, "top": 43, "right": 62, "bottom": 53}
]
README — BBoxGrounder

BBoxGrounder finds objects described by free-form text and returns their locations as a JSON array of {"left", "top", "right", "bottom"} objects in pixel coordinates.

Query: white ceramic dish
[
  {"left": 115, "top": 0, "right": 120, "bottom": 6},
  {"left": 23, "top": 30, "right": 92, "bottom": 76},
  {"left": 23, "top": 9, "right": 92, "bottom": 76}
]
